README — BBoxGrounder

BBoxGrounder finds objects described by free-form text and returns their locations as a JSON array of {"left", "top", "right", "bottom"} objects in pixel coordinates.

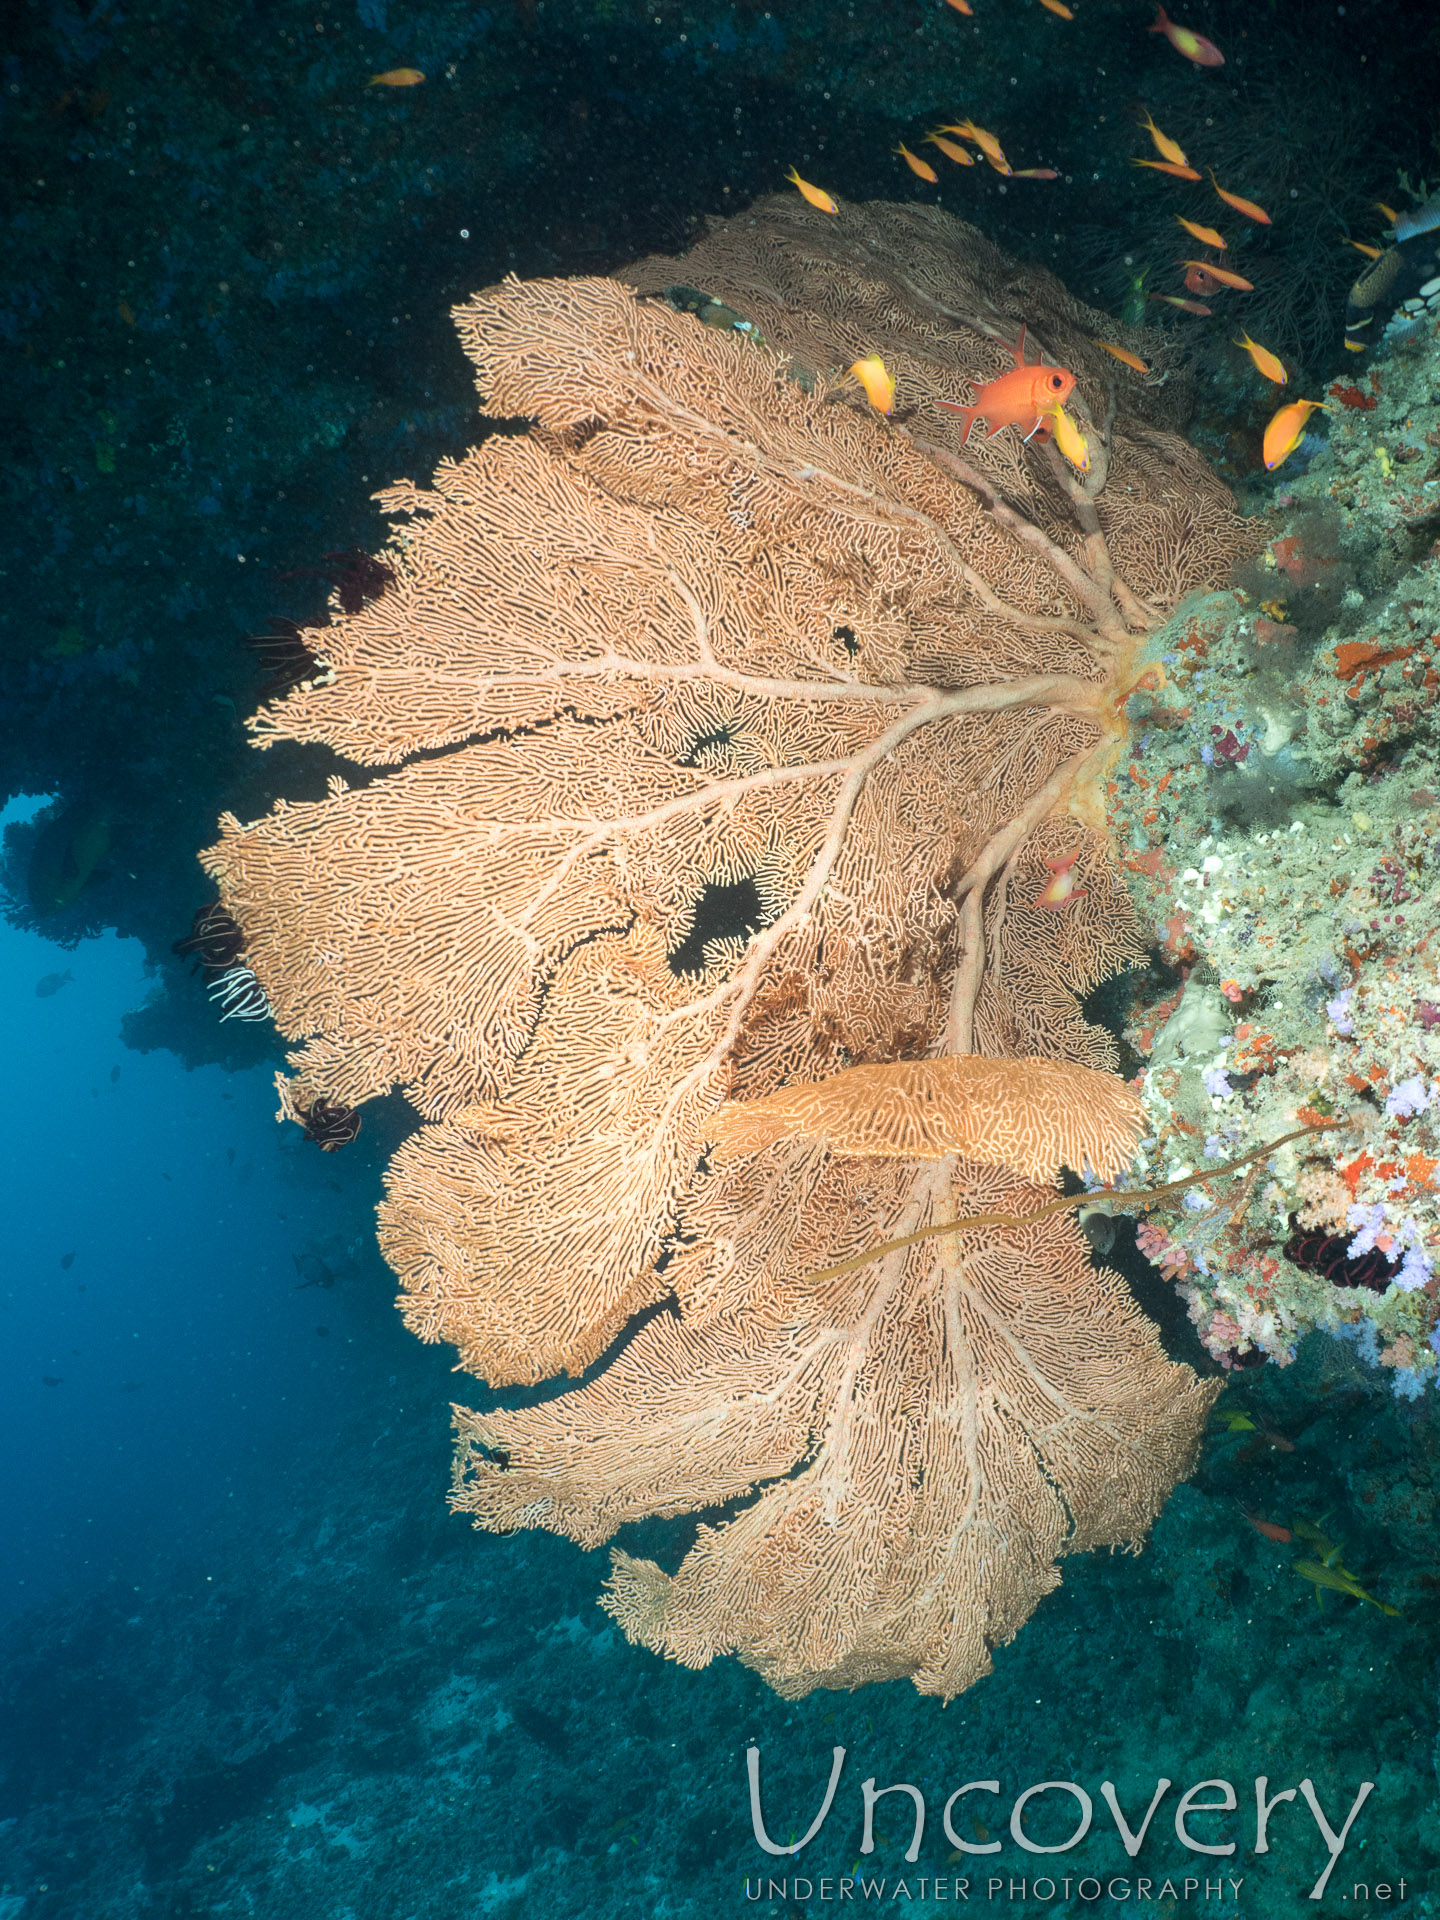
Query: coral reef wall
[{"left": 1111, "top": 313, "right": 1440, "bottom": 1392}]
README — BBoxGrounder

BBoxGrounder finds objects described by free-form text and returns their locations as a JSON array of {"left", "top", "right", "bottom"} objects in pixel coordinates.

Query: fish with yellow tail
[
  {"left": 1132, "top": 157, "right": 1201, "bottom": 181},
  {"left": 1179, "top": 259, "right": 1254, "bottom": 291},
  {"left": 1139, "top": 110, "right": 1189, "bottom": 169},
  {"left": 1208, "top": 170, "right": 1271, "bottom": 224},
  {"left": 926, "top": 131, "right": 975, "bottom": 165},
  {"left": 896, "top": 142, "right": 939, "bottom": 183},
  {"left": 1292, "top": 1532, "right": 1401, "bottom": 1617},
  {"left": 1047, "top": 403, "right": 1089, "bottom": 471},
  {"left": 1097, "top": 341, "right": 1149, "bottom": 373},
  {"left": 1177, "top": 216, "right": 1227, "bottom": 250},
  {"left": 935, "top": 323, "right": 1074, "bottom": 442},
  {"left": 1234, "top": 331, "right": 1287, "bottom": 384},
  {"left": 1263, "top": 397, "right": 1329, "bottom": 470},
  {"left": 846, "top": 355, "right": 896, "bottom": 415},
  {"left": 936, "top": 120, "right": 1010, "bottom": 173},
  {"left": 1149, "top": 4, "right": 1223, "bottom": 65},
  {"left": 785, "top": 167, "right": 838, "bottom": 213},
  {"left": 368, "top": 66, "right": 425, "bottom": 85}
]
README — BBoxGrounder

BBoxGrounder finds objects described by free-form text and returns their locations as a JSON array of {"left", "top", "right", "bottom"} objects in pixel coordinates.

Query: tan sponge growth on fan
[
  {"left": 709, "top": 1053, "right": 1147, "bottom": 1184},
  {"left": 202, "top": 194, "right": 1249, "bottom": 1698}
]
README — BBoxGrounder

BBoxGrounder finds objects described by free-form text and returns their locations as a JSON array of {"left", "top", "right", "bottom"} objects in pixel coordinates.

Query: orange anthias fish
[
  {"left": 1097, "top": 341, "right": 1149, "bottom": 372},
  {"left": 1038, "top": 0, "right": 1074, "bottom": 16},
  {"left": 926, "top": 132, "right": 976, "bottom": 165},
  {"left": 945, "top": 0, "right": 975, "bottom": 13},
  {"left": 1134, "top": 161, "right": 1201, "bottom": 184},
  {"left": 786, "top": 167, "right": 839, "bottom": 213},
  {"left": 897, "top": 142, "right": 939, "bottom": 183},
  {"left": 1209, "top": 170, "right": 1271, "bottom": 224},
  {"left": 1244, "top": 1510, "right": 1293, "bottom": 1545},
  {"left": 1035, "top": 846, "right": 1088, "bottom": 910},
  {"left": 1140, "top": 110, "right": 1188, "bottom": 168},
  {"left": 1149, "top": 4, "right": 1224, "bottom": 65},
  {"left": 1181, "top": 259, "right": 1254, "bottom": 291},
  {"left": 1347, "top": 239, "right": 1382, "bottom": 259},
  {"left": 1177, "top": 215, "right": 1227, "bottom": 250},
  {"left": 1375, "top": 201, "right": 1399, "bottom": 224},
  {"left": 1263, "top": 398, "right": 1328, "bottom": 470},
  {"left": 369, "top": 66, "right": 425, "bottom": 85},
  {"left": 1150, "top": 293, "right": 1212, "bottom": 314},
  {"left": 1235, "top": 331, "right": 1287, "bottom": 384},
  {"left": 848, "top": 355, "right": 896, "bottom": 414},
  {"left": 938, "top": 120, "right": 1010, "bottom": 174},
  {"left": 936, "top": 325, "right": 1075, "bottom": 443}
]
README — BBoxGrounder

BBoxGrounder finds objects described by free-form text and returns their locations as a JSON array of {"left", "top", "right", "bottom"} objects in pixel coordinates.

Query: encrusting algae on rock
[{"left": 1110, "top": 297, "right": 1440, "bottom": 1391}]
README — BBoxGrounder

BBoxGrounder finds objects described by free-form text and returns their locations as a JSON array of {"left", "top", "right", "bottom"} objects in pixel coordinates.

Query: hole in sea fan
[
  {"left": 668, "top": 874, "right": 770, "bottom": 976},
  {"left": 1283, "top": 1217, "right": 1395, "bottom": 1293}
]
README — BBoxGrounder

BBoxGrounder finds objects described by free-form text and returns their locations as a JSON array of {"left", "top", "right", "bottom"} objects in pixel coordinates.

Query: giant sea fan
[{"left": 203, "top": 195, "right": 1252, "bottom": 1698}]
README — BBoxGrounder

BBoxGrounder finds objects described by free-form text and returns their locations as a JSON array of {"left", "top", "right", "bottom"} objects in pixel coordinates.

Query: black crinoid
[
  {"left": 298, "top": 1099, "right": 362, "bottom": 1152},
  {"left": 173, "top": 900, "right": 245, "bottom": 969},
  {"left": 1284, "top": 1218, "right": 1394, "bottom": 1293}
]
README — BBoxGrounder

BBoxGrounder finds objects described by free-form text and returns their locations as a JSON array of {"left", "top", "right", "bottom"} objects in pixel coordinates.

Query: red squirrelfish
[
  {"left": 936, "top": 325, "right": 1075, "bottom": 443},
  {"left": 1184, "top": 264, "right": 1224, "bottom": 296},
  {"left": 1149, "top": 5, "right": 1223, "bottom": 65}
]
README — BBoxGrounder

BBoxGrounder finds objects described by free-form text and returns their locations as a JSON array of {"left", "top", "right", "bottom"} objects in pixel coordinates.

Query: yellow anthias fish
[
  {"left": 1234, "top": 331, "right": 1287, "bottom": 384},
  {"left": 1263, "top": 397, "right": 1328, "bottom": 470},
  {"left": 1139, "top": 110, "right": 1188, "bottom": 169},
  {"left": 1097, "top": 341, "right": 1149, "bottom": 373},
  {"left": 938, "top": 120, "right": 1010, "bottom": 173},
  {"left": 1208, "top": 170, "right": 1271, "bottom": 225},
  {"left": 847, "top": 355, "right": 896, "bottom": 414},
  {"left": 786, "top": 167, "right": 838, "bottom": 213},
  {"left": 896, "top": 142, "right": 939, "bottom": 183},
  {"left": 1177, "top": 215, "right": 1227, "bottom": 250},
  {"left": 368, "top": 67, "right": 425, "bottom": 85},
  {"left": 926, "top": 131, "right": 976, "bottom": 165},
  {"left": 1047, "top": 402, "right": 1089, "bottom": 471},
  {"left": 1133, "top": 158, "right": 1201, "bottom": 180}
]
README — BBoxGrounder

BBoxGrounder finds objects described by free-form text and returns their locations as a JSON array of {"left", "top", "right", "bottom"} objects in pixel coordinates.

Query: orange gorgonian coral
[{"left": 202, "top": 195, "right": 1253, "bottom": 1698}]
